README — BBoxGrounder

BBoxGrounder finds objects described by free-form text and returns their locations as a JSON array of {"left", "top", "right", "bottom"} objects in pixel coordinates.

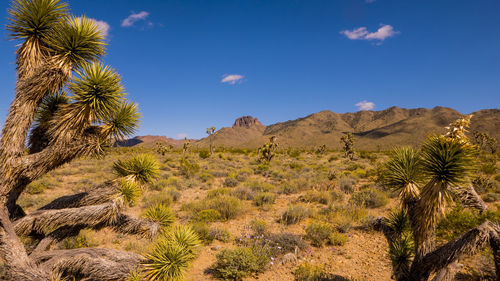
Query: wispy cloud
[
  {"left": 355, "top": 100, "right": 375, "bottom": 111},
  {"left": 221, "top": 74, "right": 244, "bottom": 85},
  {"left": 366, "top": 0, "right": 376, "bottom": 3},
  {"left": 77, "top": 17, "right": 110, "bottom": 37},
  {"left": 121, "top": 11, "right": 150, "bottom": 27},
  {"left": 341, "top": 24, "right": 399, "bottom": 43},
  {"left": 176, "top": 133, "right": 188, "bottom": 139}
]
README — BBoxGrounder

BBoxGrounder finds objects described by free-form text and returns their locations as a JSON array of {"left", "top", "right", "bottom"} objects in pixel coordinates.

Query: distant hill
[
  {"left": 120, "top": 106, "right": 500, "bottom": 150},
  {"left": 115, "top": 135, "right": 189, "bottom": 148},
  {"left": 195, "top": 106, "right": 500, "bottom": 150}
]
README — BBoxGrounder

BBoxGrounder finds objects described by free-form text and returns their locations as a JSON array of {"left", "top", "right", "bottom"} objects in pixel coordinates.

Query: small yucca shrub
[
  {"left": 118, "top": 179, "right": 141, "bottom": 206},
  {"left": 142, "top": 226, "right": 200, "bottom": 281},
  {"left": 114, "top": 154, "right": 160, "bottom": 184},
  {"left": 143, "top": 204, "right": 175, "bottom": 228}
]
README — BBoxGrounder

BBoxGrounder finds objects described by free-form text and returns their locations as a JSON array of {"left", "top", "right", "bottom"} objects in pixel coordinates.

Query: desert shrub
[
  {"left": 179, "top": 158, "right": 200, "bottom": 178},
  {"left": 280, "top": 205, "right": 311, "bottom": 225},
  {"left": 236, "top": 232, "right": 308, "bottom": 257},
  {"left": 350, "top": 188, "right": 388, "bottom": 208},
  {"left": 280, "top": 179, "right": 309, "bottom": 195},
  {"left": 209, "top": 227, "right": 232, "bottom": 243},
  {"left": 231, "top": 186, "right": 255, "bottom": 200},
  {"left": 244, "top": 180, "right": 275, "bottom": 192},
  {"left": 224, "top": 177, "right": 239, "bottom": 187},
  {"left": 249, "top": 219, "right": 268, "bottom": 235},
  {"left": 253, "top": 192, "right": 276, "bottom": 206},
  {"left": 195, "top": 209, "right": 221, "bottom": 222},
  {"left": 142, "top": 191, "right": 173, "bottom": 208},
  {"left": 480, "top": 160, "right": 497, "bottom": 175},
  {"left": 25, "top": 181, "right": 47, "bottom": 195},
  {"left": 166, "top": 187, "right": 181, "bottom": 202},
  {"left": 300, "top": 191, "right": 330, "bottom": 205},
  {"left": 472, "top": 175, "right": 496, "bottom": 194},
  {"left": 287, "top": 149, "right": 301, "bottom": 159},
  {"left": 207, "top": 188, "right": 232, "bottom": 198},
  {"left": 150, "top": 178, "right": 169, "bottom": 191},
  {"left": 329, "top": 190, "right": 344, "bottom": 202},
  {"left": 210, "top": 246, "right": 270, "bottom": 280},
  {"left": 143, "top": 204, "right": 176, "bottom": 228},
  {"left": 254, "top": 163, "right": 270, "bottom": 175},
  {"left": 199, "top": 150, "right": 210, "bottom": 159},
  {"left": 495, "top": 174, "right": 500, "bottom": 182},
  {"left": 294, "top": 262, "right": 325, "bottom": 281},
  {"left": 190, "top": 196, "right": 242, "bottom": 220},
  {"left": 62, "top": 230, "right": 98, "bottom": 249},
  {"left": 199, "top": 172, "right": 214, "bottom": 182},
  {"left": 289, "top": 161, "right": 304, "bottom": 170},
  {"left": 437, "top": 206, "right": 500, "bottom": 240},
  {"left": 339, "top": 176, "right": 357, "bottom": 194},
  {"left": 329, "top": 231, "right": 348, "bottom": 246},
  {"left": 304, "top": 221, "right": 334, "bottom": 247},
  {"left": 190, "top": 223, "right": 214, "bottom": 245}
]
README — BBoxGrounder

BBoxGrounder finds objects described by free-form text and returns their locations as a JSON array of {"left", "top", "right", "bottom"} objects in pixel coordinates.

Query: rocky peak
[{"left": 233, "top": 116, "right": 262, "bottom": 128}]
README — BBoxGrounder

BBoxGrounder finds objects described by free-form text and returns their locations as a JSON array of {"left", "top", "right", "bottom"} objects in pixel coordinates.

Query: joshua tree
[
  {"left": 155, "top": 141, "right": 172, "bottom": 156},
  {"left": 340, "top": 133, "right": 355, "bottom": 160},
  {"left": 182, "top": 137, "right": 191, "bottom": 156},
  {"left": 472, "top": 130, "right": 498, "bottom": 154},
  {"left": 315, "top": 144, "right": 326, "bottom": 155},
  {"left": 0, "top": 1, "right": 200, "bottom": 279},
  {"left": 206, "top": 126, "right": 216, "bottom": 155},
  {"left": 258, "top": 136, "right": 278, "bottom": 162},
  {"left": 375, "top": 115, "right": 500, "bottom": 281}
]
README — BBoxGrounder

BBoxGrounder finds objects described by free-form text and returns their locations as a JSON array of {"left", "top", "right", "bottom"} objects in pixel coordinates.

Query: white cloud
[
  {"left": 176, "top": 133, "right": 188, "bottom": 139},
  {"left": 221, "top": 74, "right": 244, "bottom": 85},
  {"left": 355, "top": 100, "right": 375, "bottom": 111},
  {"left": 341, "top": 24, "right": 399, "bottom": 42},
  {"left": 121, "top": 11, "right": 150, "bottom": 27},
  {"left": 77, "top": 17, "right": 110, "bottom": 37}
]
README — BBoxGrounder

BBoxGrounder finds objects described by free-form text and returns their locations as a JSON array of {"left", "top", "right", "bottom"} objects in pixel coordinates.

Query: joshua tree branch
[
  {"left": 451, "top": 185, "right": 487, "bottom": 212},
  {"left": 14, "top": 200, "right": 123, "bottom": 237},
  {"left": 32, "top": 248, "right": 142, "bottom": 281},
  {"left": 409, "top": 221, "right": 496, "bottom": 281}
]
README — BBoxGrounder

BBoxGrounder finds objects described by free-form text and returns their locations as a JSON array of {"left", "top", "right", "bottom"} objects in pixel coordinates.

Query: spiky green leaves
[
  {"left": 34, "top": 91, "right": 69, "bottom": 125},
  {"left": 113, "top": 154, "right": 160, "bottom": 184},
  {"left": 118, "top": 179, "right": 141, "bottom": 206},
  {"left": 142, "top": 226, "right": 200, "bottom": 281},
  {"left": 46, "top": 16, "right": 106, "bottom": 67},
  {"left": 386, "top": 209, "right": 411, "bottom": 237},
  {"left": 389, "top": 234, "right": 413, "bottom": 277},
  {"left": 143, "top": 204, "right": 175, "bottom": 228},
  {"left": 7, "top": 0, "right": 68, "bottom": 40},
  {"left": 383, "top": 147, "right": 422, "bottom": 203},
  {"left": 102, "top": 101, "right": 140, "bottom": 140},
  {"left": 421, "top": 135, "right": 476, "bottom": 186},
  {"left": 70, "top": 62, "right": 124, "bottom": 122}
]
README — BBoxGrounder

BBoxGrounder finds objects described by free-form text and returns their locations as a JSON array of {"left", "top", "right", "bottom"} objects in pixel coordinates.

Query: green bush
[
  {"left": 210, "top": 246, "right": 270, "bottom": 280},
  {"left": 304, "top": 221, "right": 334, "bottom": 247},
  {"left": 279, "top": 179, "right": 309, "bottom": 195},
  {"left": 244, "top": 180, "right": 275, "bottom": 192},
  {"left": 199, "top": 172, "right": 214, "bottom": 182},
  {"left": 329, "top": 190, "right": 344, "bottom": 202},
  {"left": 231, "top": 186, "right": 255, "bottom": 200},
  {"left": 293, "top": 262, "right": 325, "bottom": 281},
  {"left": 249, "top": 219, "right": 268, "bottom": 235},
  {"left": 179, "top": 158, "right": 200, "bottom": 178},
  {"left": 25, "top": 181, "right": 47, "bottom": 195},
  {"left": 280, "top": 205, "right": 311, "bottom": 225},
  {"left": 253, "top": 192, "right": 276, "bottom": 206},
  {"left": 199, "top": 150, "right": 210, "bottom": 159},
  {"left": 143, "top": 204, "right": 176, "bottom": 228},
  {"left": 350, "top": 188, "right": 388, "bottom": 208},
  {"left": 300, "top": 191, "right": 330, "bottom": 205},
  {"left": 339, "top": 176, "right": 357, "bottom": 194},
  {"left": 437, "top": 206, "right": 500, "bottom": 240},
  {"left": 196, "top": 209, "right": 221, "bottom": 222},
  {"left": 329, "top": 231, "right": 348, "bottom": 246},
  {"left": 209, "top": 227, "right": 232, "bottom": 243},
  {"left": 207, "top": 188, "right": 232, "bottom": 198},
  {"left": 192, "top": 196, "right": 242, "bottom": 220},
  {"left": 224, "top": 177, "right": 239, "bottom": 187}
]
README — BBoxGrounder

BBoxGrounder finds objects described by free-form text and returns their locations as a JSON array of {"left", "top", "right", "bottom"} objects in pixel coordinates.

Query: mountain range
[{"left": 120, "top": 106, "right": 500, "bottom": 151}]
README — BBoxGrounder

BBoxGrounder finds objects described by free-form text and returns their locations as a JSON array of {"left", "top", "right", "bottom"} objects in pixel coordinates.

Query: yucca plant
[
  {"left": 142, "top": 226, "right": 200, "bottom": 281},
  {"left": 376, "top": 116, "right": 498, "bottom": 281},
  {"left": 113, "top": 154, "right": 160, "bottom": 184},
  {"left": 0, "top": 0, "right": 146, "bottom": 279},
  {"left": 118, "top": 179, "right": 141, "bottom": 206},
  {"left": 143, "top": 204, "right": 176, "bottom": 228}
]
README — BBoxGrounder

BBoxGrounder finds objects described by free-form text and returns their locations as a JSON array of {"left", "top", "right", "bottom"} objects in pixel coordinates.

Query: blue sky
[{"left": 1, "top": 0, "right": 499, "bottom": 139}]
